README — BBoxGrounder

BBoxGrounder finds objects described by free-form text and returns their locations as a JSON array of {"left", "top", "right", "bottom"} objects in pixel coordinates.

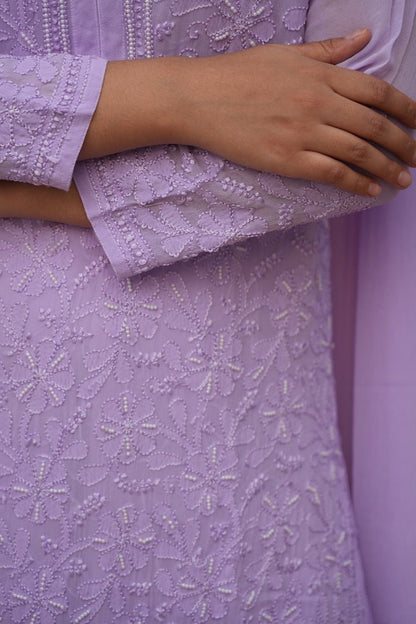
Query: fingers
[
  {"left": 308, "top": 126, "right": 413, "bottom": 190},
  {"left": 328, "top": 96, "right": 416, "bottom": 167},
  {"left": 329, "top": 67, "right": 416, "bottom": 130},
  {"left": 295, "top": 28, "right": 371, "bottom": 65},
  {"left": 291, "top": 151, "right": 383, "bottom": 197}
]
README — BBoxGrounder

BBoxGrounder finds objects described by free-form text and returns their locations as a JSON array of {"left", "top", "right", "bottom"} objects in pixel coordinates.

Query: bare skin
[
  {"left": 180, "top": 40, "right": 416, "bottom": 196},
  {"left": 0, "top": 180, "right": 89, "bottom": 226},
  {"left": 1, "top": 29, "right": 416, "bottom": 225}
]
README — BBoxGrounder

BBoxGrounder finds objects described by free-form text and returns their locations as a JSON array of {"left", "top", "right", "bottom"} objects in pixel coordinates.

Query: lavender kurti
[{"left": 0, "top": 1, "right": 414, "bottom": 622}]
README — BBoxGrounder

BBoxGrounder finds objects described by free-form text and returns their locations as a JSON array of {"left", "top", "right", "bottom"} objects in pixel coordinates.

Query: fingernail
[
  {"left": 398, "top": 170, "right": 412, "bottom": 188},
  {"left": 368, "top": 183, "right": 382, "bottom": 197},
  {"left": 346, "top": 28, "right": 369, "bottom": 40}
]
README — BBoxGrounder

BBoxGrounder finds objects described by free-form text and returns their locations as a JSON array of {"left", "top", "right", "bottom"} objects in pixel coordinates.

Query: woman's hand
[
  {"left": 176, "top": 29, "right": 416, "bottom": 197},
  {"left": 80, "top": 30, "right": 416, "bottom": 198}
]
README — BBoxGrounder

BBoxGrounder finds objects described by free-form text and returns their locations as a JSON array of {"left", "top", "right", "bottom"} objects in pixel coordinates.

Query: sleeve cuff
[
  {"left": 47, "top": 56, "right": 108, "bottom": 191},
  {"left": 74, "top": 161, "right": 133, "bottom": 279}
]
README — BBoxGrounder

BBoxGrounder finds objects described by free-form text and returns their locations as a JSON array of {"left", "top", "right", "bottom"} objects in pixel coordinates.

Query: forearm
[
  {"left": 0, "top": 180, "right": 90, "bottom": 228},
  {"left": 78, "top": 57, "right": 190, "bottom": 160},
  {"left": 79, "top": 41, "right": 416, "bottom": 194},
  {"left": 3, "top": 20, "right": 415, "bottom": 265}
]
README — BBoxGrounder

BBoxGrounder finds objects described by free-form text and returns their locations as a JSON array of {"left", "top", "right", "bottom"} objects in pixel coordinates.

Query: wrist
[
  {"left": 141, "top": 56, "right": 197, "bottom": 146},
  {"left": 166, "top": 56, "right": 211, "bottom": 149},
  {"left": 79, "top": 56, "right": 198, "bottom": 159}
]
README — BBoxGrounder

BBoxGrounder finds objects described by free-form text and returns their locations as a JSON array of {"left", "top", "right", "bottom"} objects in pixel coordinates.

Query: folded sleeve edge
[
  {"left": 52, "top": 56, "right": 108, "bottom": 191},
  {"left": 74, "top": 161, "right": 132, "bottom": 279}
]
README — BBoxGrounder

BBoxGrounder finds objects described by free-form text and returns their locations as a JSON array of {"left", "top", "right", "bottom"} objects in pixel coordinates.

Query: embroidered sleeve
[
  {"left": 74, "top": 148, "right": 376, "bottom": 279},
  {"left": 0, "top": 53, "right": 107, "bottom": 191},
  {"left": 74, "top": 0, "right": 416, "bottom": 279}
]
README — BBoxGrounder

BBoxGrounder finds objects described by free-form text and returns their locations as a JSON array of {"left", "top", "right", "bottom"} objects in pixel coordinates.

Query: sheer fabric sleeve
[
  {"left": 74, "top": 0, "right": 416, "bottom": 279},
  {"left": 0, "top": 53, "right": 107, "bottom": 191}
]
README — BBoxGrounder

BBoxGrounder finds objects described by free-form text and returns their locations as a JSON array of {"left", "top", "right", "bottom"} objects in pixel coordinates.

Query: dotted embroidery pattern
[
  {"left": 0, "top": 0, "right": 105, "bottom": 189},
  {"left": 0, "top": 52, "right": 102, "bottom": 188},
  {"left": 0, "top": 218, "right": 369, "bottom": 623},
  {"left": 0, "top": 0, "right": 372, "bottom": 622},
  {"left": 79, "top": 0, "right": 372, "bottom": 279},
  {"left": 82, "top": 145, "right": 369, "bottom": 279},
  {"left": 0, "top": 0, "right": 43, "bottom": 55}
]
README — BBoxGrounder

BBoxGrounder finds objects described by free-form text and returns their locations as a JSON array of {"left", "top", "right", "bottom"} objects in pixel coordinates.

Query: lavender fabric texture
[
  {"left": 0, "top": 0, "right": 413, "bottom": 622},
  {"left": 354, "top": 186, "right": 416, "bottom": 624}
]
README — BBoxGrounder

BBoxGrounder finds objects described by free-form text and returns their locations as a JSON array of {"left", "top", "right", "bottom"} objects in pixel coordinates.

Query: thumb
[{"left": 294, "top": 28, "right": 371, "bottom": 65}]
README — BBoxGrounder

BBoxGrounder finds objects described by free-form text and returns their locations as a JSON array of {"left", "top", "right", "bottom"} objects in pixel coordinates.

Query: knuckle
[
  {"left": 352, "top": 176, "right": 367, "bottom": 196},
  {"left": 297, "top": 92, "right": 321, "bottom": 114},
  {"left": 407, "top": 139, "right": 416, "bottom": 158},
  {"left": 291, "top": 119, "right": 310, "bottom": 139},
  {"left": 368, "top": 113, "right": 386, "bottom": 140},
  {"left": 385, "top": 160, "right": 401, "bottom": 181},
  {"left": 349, "top": 141, "right": 368, "bottom": 163},
  {"left": 305, "top": 62, "right": 327, "bottom": 81},
  {"left": 408, "top": 101, "right": 416, "bottom": 123},
  {"left": 267, "top": 135, "right": 289, "bottom": 160},
  {"left": 327, "top": 163, "right": 346, "bottom": 186},
  {"left": 372, "top": 79, "right": 390, "bottom": 104},
  {"left": 317, "top": 40, "right": 332, "bottom": 57},
  {"left": 318, "top": 38, "right": 341, "bottom": 60}
]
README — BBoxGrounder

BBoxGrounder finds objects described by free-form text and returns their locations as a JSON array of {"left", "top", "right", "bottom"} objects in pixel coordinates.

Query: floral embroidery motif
[
  {"left": 206, "top": 0, "right": 276, "bottom": 52},
  {"left": 11, "top": 455, "right": 68, "bottom": 524},
  {"left": 0, "top": 221, "right": 74, "bottom": 296},
  {"left": 97, "top": 392, "right": 156, "bottom": 464},
  {"left": 11, "top": 340, "right": 74, "bottom": 413},
  {"left": 0, "top": 0, "right": 371, "bottom": 622},
  {"left": 99, "top": 275, "right": 162, "bottom": 343},
  {"left": 10, "top": 567, "right": 68, "bottom": 623},
  {"left": 180, "top": 444, "right": 238, "bottom": 514},
  {"left": 93, "top": 507, "right": 155, "bottom": 575}
]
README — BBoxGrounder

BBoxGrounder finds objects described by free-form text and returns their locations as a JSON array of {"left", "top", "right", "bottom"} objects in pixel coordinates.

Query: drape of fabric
[
  {"left": 353, "top": 185, "right": 416, "bottom": 624},
  {"left": 306, "top": 6, "right": 416, "bottom": 622},
  {"left": 330, "top": 214, "right": 359, "bottom": 486}
]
